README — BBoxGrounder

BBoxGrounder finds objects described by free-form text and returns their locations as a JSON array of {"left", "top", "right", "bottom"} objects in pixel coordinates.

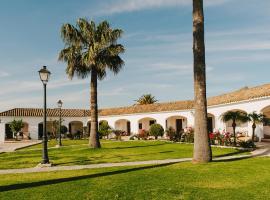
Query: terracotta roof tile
[{"left": 1, "top": 83, "right": 270, "bottom": 117}]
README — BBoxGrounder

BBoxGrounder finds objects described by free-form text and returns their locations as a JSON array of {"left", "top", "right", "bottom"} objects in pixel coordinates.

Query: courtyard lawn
[
  {"left": 0, "top": 157, "right": 269, "bottom": 200},
  {"left": 0, "top": 140, "right": 248, "bottom": 170}
]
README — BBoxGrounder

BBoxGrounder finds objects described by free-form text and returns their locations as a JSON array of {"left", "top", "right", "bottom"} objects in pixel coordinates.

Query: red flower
[{"left": 209, "top": 133, "right": 215, "bottom": 139}]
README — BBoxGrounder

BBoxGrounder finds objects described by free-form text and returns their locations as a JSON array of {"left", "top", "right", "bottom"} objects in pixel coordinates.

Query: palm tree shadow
[
  {"left": 213, "top": 150, "right": 248, "bottom": 158},
  {"left": 0, "top": 163, "right": 176, "bottom": 192},
  {"left": 109, "top": 143, "right": 166, "bottom": 149},
  {"left": 213, "top": 155, "right": 252, "bottom": 163}
]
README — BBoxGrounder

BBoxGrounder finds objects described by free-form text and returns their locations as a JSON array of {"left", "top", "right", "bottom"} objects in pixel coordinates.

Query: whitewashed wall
[{"left": 1, "top": 96, "right": 270, "bottom": 143}]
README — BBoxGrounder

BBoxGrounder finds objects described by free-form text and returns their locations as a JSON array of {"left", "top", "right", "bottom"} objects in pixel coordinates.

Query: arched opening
[
  {"left": 5, "top": 121, "right": 29, "bottom": 140},
  {"left": 87, "top": 121, "right": 91, "bottom": 136},
  {"left": 5, "top": 123, "right": 13, "bottom": 139},
  {"left": 165, "top": 116, "right": 187, "bottom": 134},
  {"left": 261, "top": 106, "right": 270, "bottom": 139},
  {"left": 115, "top": 119, "right": 131, "bottom": 135},
  {"left": 21, "top": 122, "right": 29, "bottom": 139},
  {"left": 38, "top": 121, "right": 56, "bottom": 140},
  {"left": 138, "top": 117, "right": 157, "bottom": 132},
  {"left": 207, "top": 113, "right": 215, "bottom": 133},
  {"left": 223, "top": 109, "right": 248, "bottom": 135},
  {"left": 68, "top": 121, "right": 83, "bottom": 138}
]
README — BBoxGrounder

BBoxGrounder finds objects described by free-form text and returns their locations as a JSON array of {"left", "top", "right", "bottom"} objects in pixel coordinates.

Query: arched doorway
[
  {"left": 115, "top": 119, "right": 131, "bottom": 135},
  {"left": 207, "top": 113, "right": 215, "bottom": 133},
  {"left": 5, "top": 123, "right": 13, "bottom": 139},
  {"left": 261, "top": 106, "right": 270, "bottom": 139},
  {"left": 138, "top": 117, "right": 157, "bottom": 131},
  {"left": 69, "top": 121, "right": 83, "bottom": 138},
  {"left": 165, "top": 116, "right": 187, "bottom": 134}
]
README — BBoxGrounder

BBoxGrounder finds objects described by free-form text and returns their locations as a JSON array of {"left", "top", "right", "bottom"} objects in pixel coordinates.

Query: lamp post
[
  {"left": 57, "top": 100, "right": 63, "bottom": 147},
  {"left": 38, "top": 66, "right": 51, "bottom": 165}
]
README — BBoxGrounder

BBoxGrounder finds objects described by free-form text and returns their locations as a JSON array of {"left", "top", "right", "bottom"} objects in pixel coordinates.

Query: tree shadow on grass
[
  {"left": 109, "top": 143, "right": 167, "bottom": 149},
  {"left": 213, "top": 150, "right": 248, "bottom": 158},
  {"left": 0, "top": 163, "right": 176, "bottom": 192},
  {"left": 213, "top": 155, "right": 252, "bottom": 163}
]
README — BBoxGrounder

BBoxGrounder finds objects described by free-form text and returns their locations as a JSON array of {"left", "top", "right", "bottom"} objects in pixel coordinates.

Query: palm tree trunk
[
  {"left": 192, "top": 0, "right": 212, "bottom": 163},
  {"left": 232, "top": 121, "right": 236, "bottom": 146},
  {"left": 89, "top": 69, "right": 101, "bottom": 148},
  {"left": 252, "top": 123, "right": 256, "bottom": 142}
]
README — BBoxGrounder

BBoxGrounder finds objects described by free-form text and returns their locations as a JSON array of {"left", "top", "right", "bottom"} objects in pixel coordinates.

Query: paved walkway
[
  {"left": 0, "top": 140, "right": 41, "bottom": 153},
  {"left": 252, "top": 142, "right": 270, "bottom": 157},
  {"left": 0, "top": 142, "right": 269, "bottom": 175},
  {"left": 0, "top": 155, "right": 253, "bottom": 175}
]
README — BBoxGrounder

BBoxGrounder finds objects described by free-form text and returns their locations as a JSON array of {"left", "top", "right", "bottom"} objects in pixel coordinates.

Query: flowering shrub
[
  {"left": 208, "top": 130, "right": 232, "bottom": 146},
  {"left": 166, "top": 127, "right": 183, "bottom": 142},
  {"left": 181, "top": 127, "right": 194, "bottom": 143},
  {"left": 138, "top": 129, "right": 149, "bottom": 140}
]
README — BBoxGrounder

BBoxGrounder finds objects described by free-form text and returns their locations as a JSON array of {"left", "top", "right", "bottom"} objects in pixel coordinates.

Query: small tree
[
  {"left": 221, "top": 111, "right": 248, "bottom": 146},
  {"left": 98, "top": 121, "right": 111, "bottom": 139},
  {"left": 149, "top": 124, "right": 164, "bottom": 140},
  {"left": 247, "top": 112, "right": 266, "bottom": 142},
  {"left": 9, "top": 119, "right": 24, "bottom": 139}
]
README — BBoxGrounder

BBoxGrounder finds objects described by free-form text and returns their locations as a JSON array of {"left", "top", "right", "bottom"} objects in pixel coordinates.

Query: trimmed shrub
[
  {"left": 238, "top": 140, "right": 256, "bottom": 149},
  {"left": 149, "top": 124, "right": 164, "bottom": 140}
]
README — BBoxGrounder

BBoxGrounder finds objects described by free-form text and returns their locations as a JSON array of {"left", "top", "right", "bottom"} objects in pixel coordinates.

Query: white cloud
[
  {"left": 0, "top": 71, "right": 9, "bottom": 78},
  {"left": 91, "top": 0, "right": 232, "bottom": 16}
]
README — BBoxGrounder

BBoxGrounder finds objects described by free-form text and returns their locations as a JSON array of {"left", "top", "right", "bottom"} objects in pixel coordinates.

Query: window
[
  {"left": 139, "top": 123, "right": 142, "bottom": 129},
  {"left": 149, "top": 120, "right": 156, "bottom": 126}
]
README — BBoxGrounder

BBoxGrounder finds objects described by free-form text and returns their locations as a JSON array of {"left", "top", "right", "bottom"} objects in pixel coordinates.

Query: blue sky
[{"left": 0, "top": 0, "right": 269, "bottom": 111}]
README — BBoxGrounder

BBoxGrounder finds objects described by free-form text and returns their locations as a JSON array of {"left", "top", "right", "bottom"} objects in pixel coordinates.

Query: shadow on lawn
[
  {"left": 109, "top": 143, "right": 167, "bottom": 149},
  {"left": 213, "top": 150, "right": 248, "bottom": 158},
  {"left": 0, "top": 163, "right": 176, "bottom": 192}
]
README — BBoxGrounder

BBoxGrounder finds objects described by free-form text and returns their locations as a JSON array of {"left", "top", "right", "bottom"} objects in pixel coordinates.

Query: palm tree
[
  {"left": 192, "top": 0, "right": 212, "bottom": 163},
  {"left": 59, "top": 19, "right": 125, "bottom": 148},
  {"left": 221, "top": 111, "right": 248, "bottom": 146},
  {"left": 135, "top": 94, "right": 158, "bottom": 105},
  {"left": 247, "top": 112, "right": 266, "bottom": 142}
]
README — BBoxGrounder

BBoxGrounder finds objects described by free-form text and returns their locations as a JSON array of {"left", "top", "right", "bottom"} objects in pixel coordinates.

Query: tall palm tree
[
  {"left": 135, "top": 94, "right": 158, "bottom": 105},
  {"left": 192, "top": 0, "right": 212, "bottom": 163},
  {"left": 221, "top": 111, "right": 248, "bottom": 146},
  {"left": 247, "top": 112, "right": 266, "bottom": 142},
  {"left": 59, "top": 19, "right": 125, "bottom": 148}
]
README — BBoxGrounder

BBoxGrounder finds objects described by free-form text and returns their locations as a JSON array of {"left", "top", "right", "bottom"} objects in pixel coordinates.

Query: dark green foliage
[
  {"left": 9, "top": 119, "right": 24, "bottom": 137},
  {"left": 149, "top": 124, "right": 164, "bottom": 139},
  {"left": 166, "top": 127, "right": 182, "bottom": 142},
  {"left": 238, "top": 140, "right": 256, "bottom": 149},
  {"left": 98, "top": 121, "right": 111, "bottom": 138}
]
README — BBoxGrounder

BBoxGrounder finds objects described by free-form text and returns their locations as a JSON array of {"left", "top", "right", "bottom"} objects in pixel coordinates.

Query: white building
[{"left": 1, "top": 83, "right": 270, "bottom": 143}]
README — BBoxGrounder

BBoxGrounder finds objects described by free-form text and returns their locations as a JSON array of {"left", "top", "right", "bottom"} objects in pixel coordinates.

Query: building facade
[{"left": 1, "top": 84, "right": 270, "bottom": 143}]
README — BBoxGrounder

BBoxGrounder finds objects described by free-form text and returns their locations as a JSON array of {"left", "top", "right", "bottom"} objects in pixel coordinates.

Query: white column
[
  {"left": 247, "top": 122, "right": 253, "bottom": 137},
  {"left": 256, "top": 124, "right": 264, "bottom": 141},
  {"left": 130, "top": 120, "right": 138, "bottom": 135},
  {"left": 0, "top": 121, "right": 5, "bottom": 143}
]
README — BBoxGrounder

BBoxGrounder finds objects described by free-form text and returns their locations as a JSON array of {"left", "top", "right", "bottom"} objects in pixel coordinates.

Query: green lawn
[
  {"left": 0, "top": 157, "right": 269, "bottom": 200},
  {"left": 0, "top": 140, "right": 247, "bottom": 169}
]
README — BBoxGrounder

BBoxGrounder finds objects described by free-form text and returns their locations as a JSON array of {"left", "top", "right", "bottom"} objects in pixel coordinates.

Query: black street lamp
[
  {"left": 57, "top": 100, "right": 63, "bottom": 147},
  {"left": 38, "top": 66, "right": 51, "bottom": 164}
]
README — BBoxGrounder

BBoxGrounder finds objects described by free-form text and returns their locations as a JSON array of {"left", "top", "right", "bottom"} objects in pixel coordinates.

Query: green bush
[
  {"left": 98, "top": 121, "right": 111, "bottom": 138},
  {"left": 149, "top": 124, "right": 164, "bottom": 140},
  {"left": 238, "top": 140, "right": 256, "bottom": 149}
]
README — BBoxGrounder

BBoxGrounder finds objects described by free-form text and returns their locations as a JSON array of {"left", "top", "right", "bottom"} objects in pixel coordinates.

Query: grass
[
  {"left": 0, "top": 140, "right": 247, "bottom": 169},
  {"left": 0, "top": 157, "right": 269, "bottom": 200}
]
